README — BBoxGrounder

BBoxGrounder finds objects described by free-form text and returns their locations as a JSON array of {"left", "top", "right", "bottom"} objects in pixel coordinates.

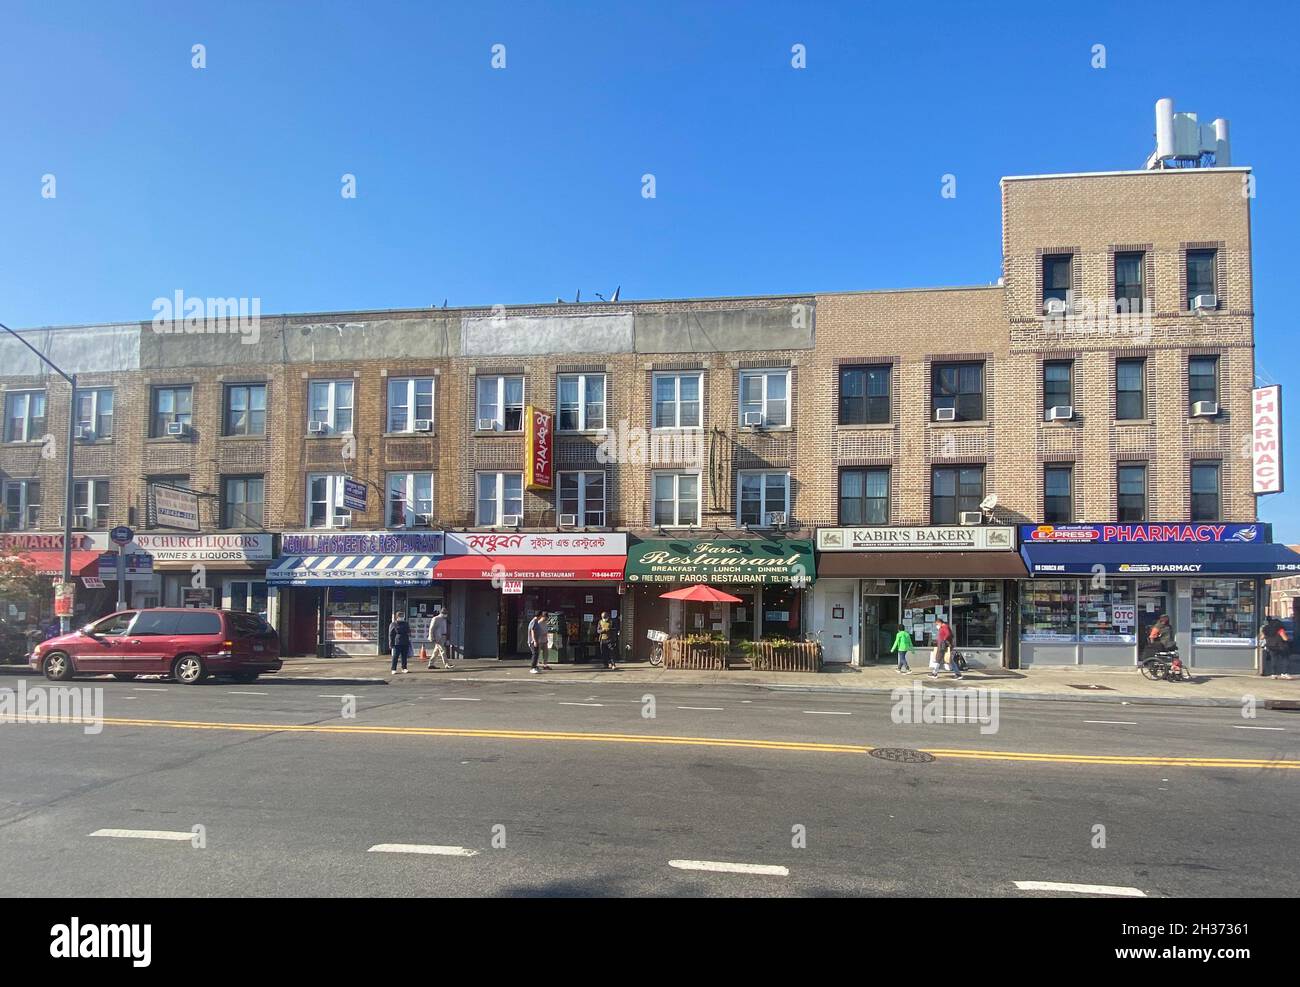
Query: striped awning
[{"left": 266, "top": 554, "right": 437, "bottom": 587}]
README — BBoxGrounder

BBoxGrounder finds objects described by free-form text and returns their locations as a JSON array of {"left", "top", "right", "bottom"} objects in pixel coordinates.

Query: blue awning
[
  {"left": 1020, "top": 541, "right": 1300, "bottom": 577},
  {"left": 267, "top": 554, "right": 438, "bottom": 587}
]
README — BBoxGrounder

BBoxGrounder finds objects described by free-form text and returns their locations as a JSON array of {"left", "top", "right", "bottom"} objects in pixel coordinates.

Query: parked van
[{"left": 29, "top": 608, "right": 282, "bottom": 684}]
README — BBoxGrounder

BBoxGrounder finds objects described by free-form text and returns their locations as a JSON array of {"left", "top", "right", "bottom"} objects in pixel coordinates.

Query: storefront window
[
  {"left": 1191, "top": 579, "right": 1257, "bottom": 645},
  {"left": 1079, "top": 579, "right": 1136, "bottom": 643},
  {"left": 761, "top": 585, "right": 801, "bottom": 640},
  {"left": 1020, "top": 579, "right": 1079, "bottom": 642},
  {"left": 325, "top": 588, "right": 379, "bottom": 645},
  {"left": 950, "top": 580, "right": 1002, "bottom": 648},
  {"left": 902, "top": 579, "right": 949, "bottom": 647}
]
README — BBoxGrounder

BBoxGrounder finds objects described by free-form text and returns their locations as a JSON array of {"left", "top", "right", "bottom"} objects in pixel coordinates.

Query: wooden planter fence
[
  {"left": 746, "top": 641, "right": 823, "bottom": 673},
  {"left": 663, "top": 639, "right": 728, "bottom": 670}
]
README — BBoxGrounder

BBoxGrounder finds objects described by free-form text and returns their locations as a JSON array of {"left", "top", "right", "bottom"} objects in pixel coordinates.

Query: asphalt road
[{"left": 1, "top": 675, "right": 1296, "bottom": 897}]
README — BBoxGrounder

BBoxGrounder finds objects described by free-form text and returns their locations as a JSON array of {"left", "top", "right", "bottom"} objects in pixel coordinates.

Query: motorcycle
[{"left": 1140, "top": 649, "right": 1188, "bottom": 682}]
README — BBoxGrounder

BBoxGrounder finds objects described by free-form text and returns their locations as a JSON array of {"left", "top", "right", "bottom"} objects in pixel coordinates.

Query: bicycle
[{"left": 646, "top": 629, "right": 667, "bottom": 667}]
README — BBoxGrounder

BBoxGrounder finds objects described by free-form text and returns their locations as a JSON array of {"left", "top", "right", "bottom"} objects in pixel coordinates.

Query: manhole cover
[
  {"left": 1067, "top": 684, "right": 1116, "bottom": 691},
  {"left": 869, "top": 747, "right": 936, "bottom": 764}
]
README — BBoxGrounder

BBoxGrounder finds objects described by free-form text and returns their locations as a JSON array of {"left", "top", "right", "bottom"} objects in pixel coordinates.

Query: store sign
[
  {"left": 152, "top": 483, "right": 200, "bottom": 531},
  {"left": 501, "top": 580, "right": 523, "bottom": 595},
  {"left": 1021, "top": 524, "right": 1266, "bottom": 544},
  {"left": 97, "top": 552, "right": 154, "bottom": 581},
  {"left": 446, "top": 532, "right": 627, "bottom": 556},
  {"left": 281, "top": 531, "right": 444, "bottom": 555},
  {"left": 337, "top": 478, "right": 368, "bottom": 513},
  {"left": 1252, "top": 385, "right": 1284, "bottom": 495},
  {"left": 132, "top": 533, "right": 273, "bottom": 562},
  {"left": 183, "top": 587, "right": 215, "bottom": 607},
  {"left": 2, "top": 532, "right": 109, "bottom": 551},
  {"left": 1193, "top": 636, "right": 1254, "bottom": 647},
  {"left": 817, "top": 526, "right": 1014, "bottom": 551},
  {"left": 1112, "top": 604, "right": 1136, "bottom": 626},
  {"left": 624, "top": 537, "right": 816, "bottom": 585},
  {"left": 524, "top": 406, "right": 554, "bottom": 491}
]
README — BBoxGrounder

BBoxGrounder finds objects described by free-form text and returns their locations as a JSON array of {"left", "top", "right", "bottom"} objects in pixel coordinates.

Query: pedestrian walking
[
  {"left": 935, "top": 616, "right": 961, "bottom": 679},
  {"left": 426, "top": 606, "right": 451, "bottom": 669},
  {"left": 889, "top": 625, "right": 914, "bottom": 673},
  {"left": 388, "top": 613, "right": 412, "bottom": 674},
  {"left": 527, "top": 611, "right": 548, "bottom": 674},
  {"left": 597, "top": 611, "right": 616, "bottom": 668},
  {"left": 1260, "top": 615, "right": 1292, "bottom": 678}
]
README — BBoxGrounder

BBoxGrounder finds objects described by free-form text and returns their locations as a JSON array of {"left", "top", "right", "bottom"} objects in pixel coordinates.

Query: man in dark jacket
[
  {"left": 388, "top": 614, "right": 412, "bottom": 674},
  {"left": 1145, "top": 615, "right": 1175, "bottom": 656},
  {"left": 1261, "top": 616, "right": 1291, "bottom": 677}
]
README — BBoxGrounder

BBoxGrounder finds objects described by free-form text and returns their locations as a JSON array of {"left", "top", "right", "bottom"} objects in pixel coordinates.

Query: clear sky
[{"left": 2, "top": 1, "right": 1298, "bottom": 534}]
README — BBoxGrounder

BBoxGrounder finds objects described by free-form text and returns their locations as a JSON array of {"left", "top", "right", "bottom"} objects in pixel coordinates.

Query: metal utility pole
[{"left": 0, "top": 321, "right": 78, "bottom": 632}]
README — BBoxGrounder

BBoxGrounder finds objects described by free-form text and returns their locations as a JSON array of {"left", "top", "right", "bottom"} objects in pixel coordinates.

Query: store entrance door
[
  {"left": 1137, "top": 580, "right": 1173, "bottom": 654},
  {"left": 861, "top": 594, "right": 900, "bottom": 664}
]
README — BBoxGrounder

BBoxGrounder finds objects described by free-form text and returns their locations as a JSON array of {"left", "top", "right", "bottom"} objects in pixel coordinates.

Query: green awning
[{"left": 624, "top": 537, "right": 815, "bottom": 585}]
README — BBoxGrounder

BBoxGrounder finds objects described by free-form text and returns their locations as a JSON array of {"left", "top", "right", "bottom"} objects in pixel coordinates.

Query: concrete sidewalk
[{"left": 269, "top": 654, "right": 1300, "bottom": 708}]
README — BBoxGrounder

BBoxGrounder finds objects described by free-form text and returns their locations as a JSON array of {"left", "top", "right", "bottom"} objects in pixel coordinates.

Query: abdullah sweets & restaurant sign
[{"left": 623, "top": 538, "right": 816, "bottom": 585}]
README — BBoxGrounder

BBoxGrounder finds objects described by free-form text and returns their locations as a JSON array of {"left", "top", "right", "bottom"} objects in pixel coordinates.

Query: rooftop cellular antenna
[{"left": 1145, "top": 98, "right": 1231, "bottom": 169}]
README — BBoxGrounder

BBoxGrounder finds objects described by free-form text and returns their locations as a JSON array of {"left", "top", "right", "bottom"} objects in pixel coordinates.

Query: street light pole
[{"left": 0, "top": 321, "right": 79, "bottom": 632}]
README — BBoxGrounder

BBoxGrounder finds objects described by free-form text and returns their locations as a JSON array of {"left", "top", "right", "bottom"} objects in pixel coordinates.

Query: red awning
[
  {"left": 19, "top": 550, "right": 102, "bottom": 578},
  {"left": 432, "top": 555, "right": 625, "bottom": 581}
]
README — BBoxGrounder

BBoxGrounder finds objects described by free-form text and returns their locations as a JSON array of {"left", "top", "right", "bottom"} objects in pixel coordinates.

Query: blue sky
[{"left": 2, "top": 1, "right": 1298, "bottom": 534}]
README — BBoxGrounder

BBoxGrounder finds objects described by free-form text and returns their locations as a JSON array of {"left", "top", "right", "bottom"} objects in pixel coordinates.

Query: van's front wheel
[
  {"left": 173, "top": 654, "right": 206, "bottom": 685},
  {"left": 44, "top": 652, "right": 74, "bottom": 681}
]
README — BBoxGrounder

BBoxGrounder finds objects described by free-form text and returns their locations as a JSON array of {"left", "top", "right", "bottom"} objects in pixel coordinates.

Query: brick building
[{"left": 2, "top": 161, "right": 1288, "bottom": 669}]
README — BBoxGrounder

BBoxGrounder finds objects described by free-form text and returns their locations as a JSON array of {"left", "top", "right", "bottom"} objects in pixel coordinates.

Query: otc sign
[
  {"left": 524, "top": 405, "right": 553, "bottom": 491},
  {"left": 1252, "top": 385, "right": 1284, "bottom": 495}
]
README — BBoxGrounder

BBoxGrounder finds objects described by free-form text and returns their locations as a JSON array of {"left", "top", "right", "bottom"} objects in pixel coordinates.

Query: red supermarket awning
[
  {"left": 18, "top": 550, "right": 102, "bottom": 578},
  {"left": 432, "top": 555, "right": 626, "bottom": 581}
]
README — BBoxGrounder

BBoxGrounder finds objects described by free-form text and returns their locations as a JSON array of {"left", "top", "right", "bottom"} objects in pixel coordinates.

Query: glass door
[
  {"left": 1137, "top": 579, "right": 1172, "bottom": 653},
  {"left": 860, "top": 595, "right": 900, "bottom": 664},
  {"left": 730, "top": 591, "right": 755, "bottom": 642}
]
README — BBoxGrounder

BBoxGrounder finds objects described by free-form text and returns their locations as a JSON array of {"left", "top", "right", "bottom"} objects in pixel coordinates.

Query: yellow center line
[{"left": 5, "top": 713, "right": 1298, "bottom": 770}]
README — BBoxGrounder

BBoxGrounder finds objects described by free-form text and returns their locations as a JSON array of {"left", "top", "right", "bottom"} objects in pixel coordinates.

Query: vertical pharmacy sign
[{"left": 1252, "top": 385, "right": 1284, "bottom": 495}]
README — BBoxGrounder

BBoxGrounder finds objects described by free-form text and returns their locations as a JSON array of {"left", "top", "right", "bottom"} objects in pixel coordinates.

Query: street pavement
[{"left": 0, "top": 674, "right": 1296, "bottom": 897}]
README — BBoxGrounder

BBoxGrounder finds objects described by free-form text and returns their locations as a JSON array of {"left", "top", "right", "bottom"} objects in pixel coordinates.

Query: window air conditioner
[
  {"left": 501, "top": 514, "right": 522, "bottom": 527},
  {"left": 477, "top": 418, "right": 497, "bottom": 431},
  {"left": 959, "top": 511, "right": 983, "bottom": 526},
  {"left": 1046, "top": 405, "right": 1074, "bottom": 422},
  {"left": 766, "top": 511, "right": 787, "bottom": 527},
  {"left": 742, "top": 411, "right": 764, "bottom": 427},
  {"left": 413, "top": 419, "right": 434, "bottom": 432},
  {"left": 1043, "top": 298, "right": 1068, "bottom": 315},
  {"left": 308, "top": 421, "right": 328, "bottom": 434},
  {"left": 1191, "top": 293, "right": 1218, "bottom": 312},
  {"left": 75, "top": 425, "right": 94, "bottom": 440},
  {"left": 166, "top": 421, "right": 190, "bottom": 437},
  {"left": 558, "top": 513, "right": 577, "bottom": 528},
  {"left": 335, "top": 515, "right": 352, "bottom": 528},
  {"left": 935, "top": 407, "right": 957, "bottom": 422},
  {"left": 1191, "top": 400, "right": 1219, "bottom": 417}
]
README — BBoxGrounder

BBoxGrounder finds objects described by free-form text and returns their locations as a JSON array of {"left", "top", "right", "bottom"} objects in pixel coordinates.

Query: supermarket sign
[{"left": 1020, "top": 524, "right": 1266, "bottom": 544}]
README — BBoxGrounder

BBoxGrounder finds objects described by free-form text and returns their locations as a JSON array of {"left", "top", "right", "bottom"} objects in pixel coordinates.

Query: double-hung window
[
  {"left": 1186, "top": 249, "right": 1217, "bottom": 308},
  {"left": 73, "top": 479, "right": 110, "bottom": 528},
  {"left": 737, "top": 471, "right": 790, "bottom": 526},
  {"left": 1042, "top": 254, "right": 1072, "bottom": 308},
  {"left": 557, "top": 374, "right": 606, "bottom": 431},
  {"left": 839, "top": 366, "right": 890, "bottom": 424},
  {"left": 476, "top": 376, "right": 524, "bottom": 431},
  {"left": 739, "top": 369, "right": 790, "bottom": 427},
  {"left": 653, "top": 472, "right": 700, "bottom": 527},
  {"left": 4, "top": 391, "right": 47, "bottom": 442},
  {"left": 308, "top": 380, "right": 353, "bottom": 435},
  {"left": 74, "top": 388, "right": 114, "bottom": 439},
  {"left": 224, "top": 384, "right": 266, "bottom": 436},
  {"left": 1044, "top": 466, "right": 1073, "bottom": 523},
  {"left": 307, "top": 474, "right": 352, "bottom": 528},
  {"left": 558, "top": 471, "right": 606, "bottom": 526},
  {"left": 931, "top": 466, "right": 983, "bottom": 525},
  {"left": 1117, "top": 464, "right": 1147, "bottom": 522},
  {"left": 1043, "top": 361, "right": 1072, "bottom": 416},
  {"left": 1191, "top": 462, "right": 1221, "bottom": 523},
  {"left": 221, "top": 476, "right": 265, "bottom": 529},
  {"left": 1116, "top": 359, "right": 1145, "bottom": 420},
  {"left": 2, "top": 479, "right": 40, "bottom": 530},
  {"left": 839, "top": 468, "right": 889, "bottom": 525},
  {"left": 1188, "top": 356, "right": 1219, "bottom": 412},
  {"left": 151, "top": 386, "right": 193, "bottom": 437},
  {"left": 1114, "top": 251, "right": 1146, "bottom": 312},
  {"left": 387, "top": 472, "right": 434, "bottom": 527},
  {"left": 652, "top": 373, "right": 702, "bottom": 429},
  {"left": 931, "top": 362, "right": 984, "bottom": 421},
  {"left": 387, "top": 378, "right": 435, "bottom": 433},
  {"left": 476, "top": 472, "right": 523, "bottom": 526}
]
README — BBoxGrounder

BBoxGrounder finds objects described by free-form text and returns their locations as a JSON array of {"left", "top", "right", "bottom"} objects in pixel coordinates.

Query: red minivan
[{"left": 29, "top": 608, "right": 282, "bottom": 684}]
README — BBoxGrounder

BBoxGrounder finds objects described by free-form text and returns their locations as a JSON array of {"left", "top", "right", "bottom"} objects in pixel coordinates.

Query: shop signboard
[
  {"left": 817, "top": 526, "right": 1014, "bottom": 551},
  {"left": 2, "top": 532, "right": 112, "bottom": 551},
  {"left": 280, "top": 531, "right": 444, "bottom": 555},
  {"left": 624, "top": 537, "right": 816, "bottom": 585},
  {"left": 1251, "top": 385, "right": 1284, "bottom": 495},
  {"left": 501, "top": 580, "right": 523, "bottom": 595},
  {"left": 338, "top": 478, "right": 368, "bottom": 513},
  {"left": 1020, "top": 524, "right": 1266, "bottom": 544},
  {"left": 524, "top": 406, "right": 554, "bottom": 491},
  {"left": 97, "top": 552, "right": 154, "bottom": 581},
  {"left": 446, "top": 532, "right": 626, "bottom": 556},
  {"left": 132, "top": 533, "right": 274, "bottom": 562},
  {"left": 151, "top": 483, "right": 201, "bottom": 531}
]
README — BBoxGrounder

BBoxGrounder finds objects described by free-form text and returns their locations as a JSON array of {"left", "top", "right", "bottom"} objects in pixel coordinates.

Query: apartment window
[
  {"left": 1117, "top": 464, "right": 1147, "bottom": 522},
  {"left": 1116, "top": 359, "right": 1145, "bottom": 420},
  {"left": 1044, "top": 466, "right": 1073, "bottom": 524},
  {"left": 3, "top": 480, "right": 40, "bottom": 530},
  {"left": 652, "top": 373, "right": 702, "bottom": 429},
  {"left": 476, "top": 472, "right": 523, "bottom": 526},
  {"left": 558, "top": 471, "right": 606, "bottom": 526},
  {"left": 739, "top": 369, "right": 790, "bottom": 427},
  {"left": 475, "top": 375, "right": 524, "bottom": 432},
  {"left": 1188, "top": 356, "right": 1219, "bottom": 412},
  {"left": 1114, "top": 251, "right": 1146, "bottom": 312},
  {"left": 1042, "top": 254, "right": 1072, "bottom": 306},
  {"left": 387, "top": 472, "right": 434, "bottom": 527},
  {"left": 150, "top": 385, "right": 193, "bottom": 437},
  {"left": 839, "top": 365, "right": 891, "bottom": 425},
  {"left": 931, "top": 466, "right": 984, "bottom": 525},
  {"left": 839, "top": 468, "right": 889, "bottom": 525},
  {"left": 738, "top": 471, "right": 790, "bottom": 526},
  {"left": 557, "top": 374, "right": 606, "bottom": 431},
  {"left": 653, "top": 472, "right": 700, "bottom": 527},
  {"left": 1186, "top": 249, "right": 1217, "bottom": 308},
  {"left": 221, "top": 476, "right": 265, "bottom": 529},
  {"left": 308, "top": 380, "right": 353, "bottom": 435},
  {"left": 4, "top": 391, "right": 47, "bottom": 443},
  {"left": 931, "top": 362, "right": 984, "bottom": 421},
  {"left": 74, "top": 388, "right": 114, "bottom": 440},
  {"left": 1043, "top": 361, "right": 1073, "bottom": 416},
  {"left": 387, "top": 378, "right": 435, "bottom": 433},
  {"left": 307, "top": 474, "right": 352, "bottom": 528},
  {"left": 224, "top": 384, "right": 266, "bottom": 436},
  {"left": 73, "top": 479, "right": 110, "bottom": 528},
  {"left": 1191, "top": 462, "right": 1221, "bottom": 523}
]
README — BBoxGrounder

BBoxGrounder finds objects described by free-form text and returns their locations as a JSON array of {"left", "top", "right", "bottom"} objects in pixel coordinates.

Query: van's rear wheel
[
  {"left": 173, "top": 654, "right": 206, "bottom": 685},
  {"left": 44, "top": 652, "right": 74, "bottom": 681}
]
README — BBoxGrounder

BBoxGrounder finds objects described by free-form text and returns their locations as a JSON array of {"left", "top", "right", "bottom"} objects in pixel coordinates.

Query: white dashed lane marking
[
  {"left": 91, "top": 829, "right": 194, "bottom": 842},
  {"left": 1014, "top": 880, "right": 1146, "bottom": 897},
  {"left": 1084, "top": 720, "right": 1138, "bottom": 725},
  {"left": 803, "top": 710, "right": 851, "bottom": 716},
  {"left": 559, "top": 702, "right": 604, "bottom": 707},
  {"left": 439, "top": 697, "right": 481, "bottom": 702},
  {"left": 669, "top": 859, "right": 789, "bottom": 876},
  {"left": 1232, "top": 725, "right": 1285, "bottom": 731},
  {"left": 227, "top": 691, "right": 268, "bottom": 696},
  {"left": 677, "top": 706, "right": 724, "bottom": 711},
  {"left": 368, "top": 844, "right": 479, "bottom": 857}
]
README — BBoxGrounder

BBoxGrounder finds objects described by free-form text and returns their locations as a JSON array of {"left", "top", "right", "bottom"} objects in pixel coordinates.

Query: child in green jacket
[{"left": 889, "top": 627, "right": 914, "bottom": 673}]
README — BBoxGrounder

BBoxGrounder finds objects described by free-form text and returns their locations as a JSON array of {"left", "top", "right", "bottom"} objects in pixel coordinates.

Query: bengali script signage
[
  {"left": 624, "top": 538, "right": 815, "bottom": 585},
  {"left": 524, "top": 406, "right": 554, "bottom": 490},
  {"left": 446, "top": 532, "right": 627, "bottom": 556}
]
